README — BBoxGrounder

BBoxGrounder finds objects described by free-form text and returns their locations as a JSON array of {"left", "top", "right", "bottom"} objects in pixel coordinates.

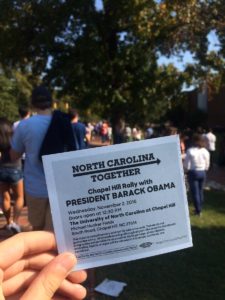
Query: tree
[
  {"left": 0, "top": 0, "right": 225, "bottom": 125},
  {"left": 0, "top": 67, "right": 32, "bottom": 121},
  {"left": 44, "top": 0, "right": 190, "bottom": 125}
]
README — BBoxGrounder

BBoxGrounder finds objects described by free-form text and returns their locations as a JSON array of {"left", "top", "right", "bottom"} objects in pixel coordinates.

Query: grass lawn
[{"left": 92, "top": 189, "right": 225, "bottom": 300}]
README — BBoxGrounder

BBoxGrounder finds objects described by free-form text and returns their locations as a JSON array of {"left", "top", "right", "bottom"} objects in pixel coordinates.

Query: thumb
[
  {"left": 22, "top": 253, "right": 76, "bottom": 300},
  {"left": 0, "top": 269, "right": 5, "bottom": 300}
]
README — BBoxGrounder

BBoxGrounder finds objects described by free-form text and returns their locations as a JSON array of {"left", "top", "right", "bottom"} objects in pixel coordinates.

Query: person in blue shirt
[
  {"left": 68, "top": 109, "right": 89, "bottom": 149},
  {"left": 10, "top": 86, "right": 53, "bottom": 231}
]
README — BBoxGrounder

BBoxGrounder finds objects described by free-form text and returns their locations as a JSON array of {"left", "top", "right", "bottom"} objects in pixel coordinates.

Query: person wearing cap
[{"left": 10, "top": 86, "right": 54, "bottom": 231}]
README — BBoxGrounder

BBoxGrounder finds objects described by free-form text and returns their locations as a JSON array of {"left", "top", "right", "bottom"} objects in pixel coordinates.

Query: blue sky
[
  {"left": 95, "top": 0, "right": 103, "bottom": 10},
  {"left": 158, "top": 30, "right": 221, "bottom": 71}
]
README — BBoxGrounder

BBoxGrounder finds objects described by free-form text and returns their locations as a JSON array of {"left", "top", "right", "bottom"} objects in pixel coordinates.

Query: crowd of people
[
  {"left": 0, "top": 102, "right": 220, "bottom": 224},
  {"left": 88, "top": 121, "right": 218, "bottom": 217},
  {"left": 0, "top": 86, "right": 88, "bottom": 299},
  {"left": 0, "top": 84, "right": 223, "bottom": 299}
]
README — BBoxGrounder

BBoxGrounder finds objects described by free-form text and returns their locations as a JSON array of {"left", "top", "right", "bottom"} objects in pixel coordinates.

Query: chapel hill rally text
[{"left": 66, "top": 152, "right": 176, "bottom": 207}]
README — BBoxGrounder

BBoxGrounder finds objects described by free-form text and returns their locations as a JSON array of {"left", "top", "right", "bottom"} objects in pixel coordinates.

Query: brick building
[{"left": 187, "top": 84, "right": 225, "bottom": 129}]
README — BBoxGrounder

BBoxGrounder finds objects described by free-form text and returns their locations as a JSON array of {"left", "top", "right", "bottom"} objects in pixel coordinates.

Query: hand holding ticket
[{"left": 43, "top": 136, "right": 192, "bottom": 270}]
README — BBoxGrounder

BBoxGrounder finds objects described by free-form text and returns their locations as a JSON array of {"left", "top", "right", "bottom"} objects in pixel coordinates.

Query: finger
[
  {"left": 0, "top": 232, "right": 56, "bottom": 270},
  {"left": 3, "top": 270, "right": 35, "bottom": 296},
  {"left": 4, "top": 253, "right": 87, "bottom": 284},
  {"left": 3, "top": 252, "right": 55, "bottom": 280},
  {"left": 3, "top": 269, "right": 86, "bottom": 299},
  {"left": 21, "top": 252, "right": 86, "bottom": 300},
  {"left": 67, "top": 270, "right": 87, "bottom": 284},
  {"left": 56, "top": 277, "right": 87, "bottom": 300}
]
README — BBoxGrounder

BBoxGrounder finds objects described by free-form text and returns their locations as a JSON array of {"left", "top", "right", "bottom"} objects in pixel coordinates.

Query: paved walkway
[
  {"left": 0, "top": 138, "right": 110, "bottom": 240},
  {"left": 0, "top": 206, "right": 31, "bottom": 241}
]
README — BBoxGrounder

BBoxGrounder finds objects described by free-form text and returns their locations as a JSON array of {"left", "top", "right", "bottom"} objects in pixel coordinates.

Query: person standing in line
[
  {"left": 68, "top": 108, "right": 89, "bottom": 149},
  {"left": 203, "top": 127, "right": 216, "bottom": 167},
  {"left": 184, "top": 133, "right": 210, "bottom": 216},
  {"left": 112, "top": 115, "right": 126, "bottom": 144},
  {"left": 13, "top": 105, "right": 31, "bottom": 132},
  {"left": 132, "top": 126, "right": 142, "bottom": 141},
  {"left": 100, "top": 120, "right": 109, "bottom": 143},
  {"left": 13, "top": 106, "right": 31, "bottom": 167},
  {"left": 124, "top": 124, "right": 132, "bottom": 142},
  {"left": 13, "top": 105, "right": 31, "bottom": 208},
  {"left": 179, "top": 132, "right": 186, "bottom": 160},
  {"left": 145, "top": 123, "right": 154, "bottom": 139},
  {"left": 85, "top": 121, "right": 94, "bottom": 145},
  {"left": 10, "top": 86, "right": 53, "bottom": 231},
  {"left": 0, "top": 118, "right": 24, "bottom": 233}
]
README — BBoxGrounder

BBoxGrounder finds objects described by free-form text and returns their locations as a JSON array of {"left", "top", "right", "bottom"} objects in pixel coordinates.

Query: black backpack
[{"left": 39, "top": 110, "right": 79, "bottom": 160}]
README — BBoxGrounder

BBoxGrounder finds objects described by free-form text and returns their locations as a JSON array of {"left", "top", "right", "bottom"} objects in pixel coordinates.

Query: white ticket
[{"left": 43, "top": 135, "right": 192, "bottom": 270}]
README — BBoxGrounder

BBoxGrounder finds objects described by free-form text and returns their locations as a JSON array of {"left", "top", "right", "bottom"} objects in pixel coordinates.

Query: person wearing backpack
[{"left": 10, "top": 86, "right": 77, "bottom": 231}]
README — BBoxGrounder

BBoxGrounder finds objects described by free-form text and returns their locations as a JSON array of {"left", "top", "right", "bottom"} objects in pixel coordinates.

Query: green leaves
[
  {"left": 0, "top": 68, "right": 32, "bottom": 121},
  {"left": 0, "top": 1, "right": 224, "bottom": 125}
]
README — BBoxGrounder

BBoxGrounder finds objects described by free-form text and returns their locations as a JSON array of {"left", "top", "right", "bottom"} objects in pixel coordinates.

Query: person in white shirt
[
  {"left": 184, "top": 133, "right": 210, "bottom": 216},
  {"left": 203, "top": 128, "right": 216, "bottom": 167}
]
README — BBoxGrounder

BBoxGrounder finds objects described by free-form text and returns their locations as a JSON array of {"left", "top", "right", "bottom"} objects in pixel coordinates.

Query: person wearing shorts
[
  {"left": 0, "top": 118, "right": 24, "bottom": 233},
  {"left": 10, "top": 86, "right": 53, "bottom": 231}
]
